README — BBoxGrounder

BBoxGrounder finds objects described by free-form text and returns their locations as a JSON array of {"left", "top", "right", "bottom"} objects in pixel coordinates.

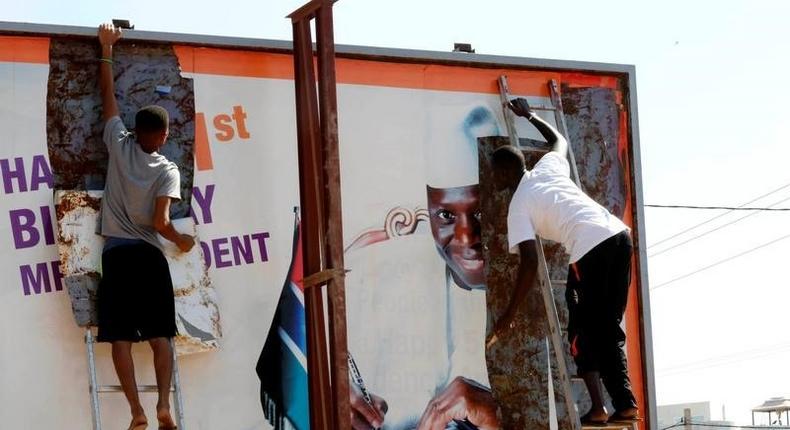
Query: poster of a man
[{"left": 345, "top": 100, "right": 504, "bottom": 430}]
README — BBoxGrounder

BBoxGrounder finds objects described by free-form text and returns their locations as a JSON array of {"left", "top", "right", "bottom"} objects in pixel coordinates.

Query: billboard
[{"left": 0, "top": 23, "right": 652, "bottom": 430}]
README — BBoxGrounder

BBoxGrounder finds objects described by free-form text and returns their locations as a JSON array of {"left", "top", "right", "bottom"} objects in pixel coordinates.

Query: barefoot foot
[
  {"left": 157, "top": 406, "right": 176, "bottom": 430},
  {"left": 128, "top": 414, "right": 148, "bottom": 430}
]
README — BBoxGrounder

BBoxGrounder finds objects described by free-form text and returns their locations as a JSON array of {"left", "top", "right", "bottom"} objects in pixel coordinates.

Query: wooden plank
[
  {"left": 292, "top": 18, "right": 334, "bottom": 430},
  {"left": 315, "top": 4, "right": 352, "bottom": 430}
]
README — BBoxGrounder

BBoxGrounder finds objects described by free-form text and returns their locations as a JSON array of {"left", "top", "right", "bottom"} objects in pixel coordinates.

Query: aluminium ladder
[
  {"left": 497, "top": 76, "right": 582, "bottom": 430},
  {"left": 84, "top": 327, "right": 186, "bottom": 430}
]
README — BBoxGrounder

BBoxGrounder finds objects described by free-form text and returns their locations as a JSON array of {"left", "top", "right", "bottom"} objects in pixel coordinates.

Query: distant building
[
  {"left": 658, "top": 401, "right": 738, "bottom": 430},
  {"left": 658, "top": 401, "right": 711, "bottom": 429},
  {"left": 752, "top": 397, "right": 790, "bottom": 426}
]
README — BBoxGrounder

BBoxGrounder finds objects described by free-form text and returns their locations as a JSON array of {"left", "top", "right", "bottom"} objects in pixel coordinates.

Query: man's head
[
  {"left": 427, "top": 184, "right": 483, "bottom": 290},
  {"left": 424, "top": 104, "right": 500, "bottom": 290},
  {"left": 134, "top": 105, "right": 169, "bottom": 153},
  {"left": 491, "top": 146, "right": 526, "bottom": 191}
]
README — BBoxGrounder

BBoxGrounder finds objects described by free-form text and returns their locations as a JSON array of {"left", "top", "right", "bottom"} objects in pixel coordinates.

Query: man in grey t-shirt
[{"left": 96, "top": 22, "right": 194, "bottom": 430}]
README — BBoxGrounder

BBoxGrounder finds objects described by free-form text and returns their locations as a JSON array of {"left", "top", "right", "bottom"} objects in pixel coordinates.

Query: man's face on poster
[{"left": 427, "top": 184, "right": 484, "bottom": 290}]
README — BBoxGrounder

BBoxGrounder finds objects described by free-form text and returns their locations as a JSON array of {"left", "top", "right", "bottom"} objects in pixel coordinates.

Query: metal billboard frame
[{"left": 0, "top": 19, "right": 656, "bottom": 430}]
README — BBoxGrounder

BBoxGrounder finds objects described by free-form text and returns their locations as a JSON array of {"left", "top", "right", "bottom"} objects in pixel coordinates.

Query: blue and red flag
[{"left": 257, "top": 213, "right": 310, "bottom": 430}]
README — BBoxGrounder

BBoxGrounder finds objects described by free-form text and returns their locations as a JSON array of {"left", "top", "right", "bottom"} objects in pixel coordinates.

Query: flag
[{"left": 257, "top": 213, "right": 310, "bottom": 430}]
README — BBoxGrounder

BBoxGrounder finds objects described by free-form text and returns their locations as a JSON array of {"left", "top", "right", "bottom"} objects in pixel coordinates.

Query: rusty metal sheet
[
  {"left": 54, "top": 190, "right": 220, "bottom": 355},
  {"left": 480, "top": 85, "right": 627, "bottom": 428},
  {"left": 46, "top": 38, "right": 195, "bottom": 218},
  {"left": 480, "top": 136, "right": 552, "bottom": 429}
]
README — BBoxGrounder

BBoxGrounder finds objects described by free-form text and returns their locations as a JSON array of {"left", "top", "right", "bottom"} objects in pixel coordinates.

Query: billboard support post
[{"left": 289, "top": 1, "right": 351, "bottom": 429}]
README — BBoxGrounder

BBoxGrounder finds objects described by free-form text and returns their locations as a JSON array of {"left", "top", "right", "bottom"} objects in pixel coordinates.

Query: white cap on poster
[{"left": 424, "top": 102, "right": 501, "bottom": 189}]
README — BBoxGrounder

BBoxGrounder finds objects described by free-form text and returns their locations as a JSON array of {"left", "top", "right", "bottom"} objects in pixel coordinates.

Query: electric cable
[
  {"left": 647, "top": 182, "right": 790, "bottom": 249},
  {"left": 646, "top": 204, "right": 790, "bottom": 211},
  {"left": 648, "top": 195, "right": 790, "bottom": 257},
  {"left": 651, "top": 232, "right": 790, "bottom": 290}
]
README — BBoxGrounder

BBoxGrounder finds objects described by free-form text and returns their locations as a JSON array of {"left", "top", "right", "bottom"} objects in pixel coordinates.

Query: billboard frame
[{"left": 0, "top": 20, "right": 656, "bottom": 430}]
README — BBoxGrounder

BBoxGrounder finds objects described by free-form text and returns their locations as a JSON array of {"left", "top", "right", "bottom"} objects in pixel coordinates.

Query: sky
[{"left": 5, "top": 0, "right": 790, "bottom": 426}]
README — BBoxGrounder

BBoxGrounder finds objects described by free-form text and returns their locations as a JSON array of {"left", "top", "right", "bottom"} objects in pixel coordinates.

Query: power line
[
  {"left": 646, "top": 204, "right": 790, "bottom": 211},
  {"left": 651, "top": 232, "right": 790, "bottom": 290},
  {"left": 647, "top": 182, "right": 790, "bottom": 249},
  {"left": 688, "top": 422, "right": 790, "bottom": 429},
  {"left": 662, "top": 421, "right": 790, "bottom": 430},
  {"left": 649, "top": 195, "right": 790, "bottom": 258},
  {"left": 656, "top": 342, "right": 790, "bottom": 376}
]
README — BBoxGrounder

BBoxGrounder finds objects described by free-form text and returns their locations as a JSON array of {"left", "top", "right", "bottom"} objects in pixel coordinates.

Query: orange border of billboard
[
  {"left": 0, "top": 36, "right": 49, "bottom": 64},
  {"left": 4, "top": 35, "right": 645, "bottom": 427}
]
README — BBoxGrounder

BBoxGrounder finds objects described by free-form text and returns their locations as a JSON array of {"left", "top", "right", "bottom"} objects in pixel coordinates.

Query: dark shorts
[{"left": 97, "top": 242, "right": 177, "bottom": 343}]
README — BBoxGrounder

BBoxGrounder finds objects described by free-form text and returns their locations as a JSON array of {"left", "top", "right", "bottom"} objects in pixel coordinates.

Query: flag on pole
[{"left": 257, "top": 211, "right": 310, "bottom": 430}]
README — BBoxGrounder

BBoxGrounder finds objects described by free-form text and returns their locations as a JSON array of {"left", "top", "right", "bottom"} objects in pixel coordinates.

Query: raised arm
[
  {"left": 98, "top": 23, "right": 121, "bottom": 121},
  {"left": 508, "top": 98, "right": 568, "bottom": 156}
]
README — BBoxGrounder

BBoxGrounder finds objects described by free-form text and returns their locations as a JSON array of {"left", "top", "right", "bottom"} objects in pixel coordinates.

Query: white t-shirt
[{"left": 507, "top": 152, "right": 627, "bottom": 263}]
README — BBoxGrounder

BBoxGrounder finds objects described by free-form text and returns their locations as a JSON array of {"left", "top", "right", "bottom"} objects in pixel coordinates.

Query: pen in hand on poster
[{"left": 349, "top": 351, "right": 381, "bottom": 429}]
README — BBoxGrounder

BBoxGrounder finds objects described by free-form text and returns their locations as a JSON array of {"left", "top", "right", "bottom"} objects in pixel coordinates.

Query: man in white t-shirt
[{"left": 489, "top": 98, "right": 638, "bottom": 425}]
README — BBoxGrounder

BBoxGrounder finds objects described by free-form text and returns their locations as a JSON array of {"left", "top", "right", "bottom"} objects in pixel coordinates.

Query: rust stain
[
  {"left": 46, "top": 38, "right": 196, "bottom": 218},
  {"left": 479, "top": 84, "right": 627, "bottom": 428},
  {"left": 55, "top": 191, "right": 102, "bottom": 221}
]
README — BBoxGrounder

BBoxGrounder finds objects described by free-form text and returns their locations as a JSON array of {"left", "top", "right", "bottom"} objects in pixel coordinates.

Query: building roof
[{"left": 752, "top": 398, "right": 790, "bottom": 413}]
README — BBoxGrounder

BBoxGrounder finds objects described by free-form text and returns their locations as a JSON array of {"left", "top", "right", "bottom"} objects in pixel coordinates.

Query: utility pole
[{"left": 684, "top": 408, "right": 692, "bottom": 430}]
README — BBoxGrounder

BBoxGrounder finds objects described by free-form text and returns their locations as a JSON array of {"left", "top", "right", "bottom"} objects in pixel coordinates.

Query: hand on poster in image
[{"left": 54, "top": 190, "right": 221, "bottom": 354}]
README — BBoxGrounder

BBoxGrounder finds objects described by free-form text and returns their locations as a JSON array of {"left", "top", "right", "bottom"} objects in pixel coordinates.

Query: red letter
[
  {"left": 213, "top": 114, "right": 234, "bottom": 142},
  {"left": 194, "top": 112, "right": 214, "bottom": 171},
  {"left": 232, "top": 105, "right": 250, "bottom": 139}
]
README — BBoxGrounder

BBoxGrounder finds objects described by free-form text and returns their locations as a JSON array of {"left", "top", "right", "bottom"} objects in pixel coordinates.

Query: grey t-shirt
[{"left": 99, "top": 116, "right": 181, "bottom": 250}]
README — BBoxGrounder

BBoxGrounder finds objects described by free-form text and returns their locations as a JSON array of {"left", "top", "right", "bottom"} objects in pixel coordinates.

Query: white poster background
[{"left": 0, "top": 54, "right": 556, "bottom": 429}]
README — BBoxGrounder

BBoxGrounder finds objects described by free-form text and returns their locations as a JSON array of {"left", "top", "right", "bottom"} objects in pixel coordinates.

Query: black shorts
[{"left": 97, "top": 242, "right": 178, "bottom": 343}]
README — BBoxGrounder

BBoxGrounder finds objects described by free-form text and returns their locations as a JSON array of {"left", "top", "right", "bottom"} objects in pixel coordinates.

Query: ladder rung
[
  {"left": 528, "top": 104, "right": 558, "bottom": 111},
  {"left": 520, "top": 146, "right": 551, "bottom": 153},
  {"left": 582, "top": 424, "right": 638, "bottom": 430},
  {"left": 95, "top": 384, "right": 175, "bottom": 393}
]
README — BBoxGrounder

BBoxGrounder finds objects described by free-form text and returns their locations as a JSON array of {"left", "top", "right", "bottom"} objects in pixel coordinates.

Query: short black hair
[
  {"left": 491, "top": 145, "right": 525, "bottom": 172},
  {"left": 134, "top": 105, "right": 169, "bottom": 133}
]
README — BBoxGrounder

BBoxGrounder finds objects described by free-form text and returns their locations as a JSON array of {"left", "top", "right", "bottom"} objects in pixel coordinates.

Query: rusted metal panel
[
  {"left": 479, "top": 136, "right": 552, "bottom": 429},
  {"left": 54, "top": 190, "right": 220, "bottom": 355},
  {"left": 480, "top": 84, "right": 629, "bottom": 427},
  {"left": 46, "top": 38, "right": 195, "bottom": 218},
  {"left": 316, "top": 4, "right": 352, "bottom": 429}
]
